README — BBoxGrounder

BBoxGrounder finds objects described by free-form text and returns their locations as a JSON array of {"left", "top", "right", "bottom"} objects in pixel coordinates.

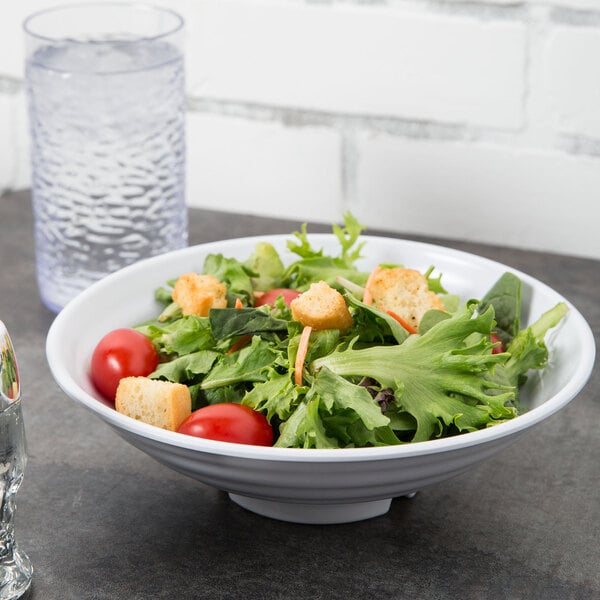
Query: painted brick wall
[{"left": 1, "top": 0, "right": 599, "bottom": 259}]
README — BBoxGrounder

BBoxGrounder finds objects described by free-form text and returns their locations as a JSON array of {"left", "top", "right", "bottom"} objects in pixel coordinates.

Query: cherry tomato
[
  {"left": 255, "top": 288, "right": 300, "bottom": 307},
  {"left": 490, "top": 333, "right": 505, "bottom": 354},
  {"left": 91, "top": 328, "right": 159, "bottom": 402},
  {"left": 177, "top": 403, "right": 273, "bottom": 446}
]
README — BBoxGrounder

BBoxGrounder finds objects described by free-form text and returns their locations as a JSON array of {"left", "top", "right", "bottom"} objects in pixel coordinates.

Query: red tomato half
[
  {"left": 490, "top": 333, "right": 505, "bottom": 355},
  {"left": 91, "top": 328, "right": 159, "bottom": 403},
  {"left": 177, "top": 403, "right": 273, "bottom": 446},
  {"left": 254, "top": 288, "right": 300, "bottom": 307}
]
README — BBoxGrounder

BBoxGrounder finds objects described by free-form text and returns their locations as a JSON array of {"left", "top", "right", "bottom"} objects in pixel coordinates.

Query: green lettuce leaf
[
  {"left": 200, "top": 336, "right": 281, "bottom": 390},
  {"left": 283, "top": 257, "right": 368, "bottom": 291},
  {"left": 275, "top": 397, "right": 338, "bottom": 449},
  {"left": 202, "top": 253, "right": 254, "bottom": 305},
  {"left": 136, "top": 315, "right": 216, "bottom": 355},
  {"left": 314, "top": 367, "right": 390, "bottom": 431},
  {"left": 331, "top": 212, "right": 367, "bottom": 266},
  {"left": 423, "top": 266, "right": 448, "bottom": 294},
  {"left": 244, "top": 242, "right": 285, "bottom": 291},
  {"left": 242, "top": 369, "right": 301, "bottom": 422},
  {"left": 497, "top": 301, "right": 568, "bottom": 390},
  {"left": 150, "top": 350, "right": 219, "bottom": 383},
  {"left": 283, "top": 212, "right": 368, "bottom": 290},
  {"left": 312, "top": 301, "right": 517, "bottom": 442},
  {"left": 345, "top": 293, "right": 409, "bottom": 345},
  {"left": 274, "top": 369, "right": 399, "bottom": 448}
]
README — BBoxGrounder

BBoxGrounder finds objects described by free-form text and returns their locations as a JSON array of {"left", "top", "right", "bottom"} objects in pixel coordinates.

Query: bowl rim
[{"left": 46, "top": 233, "right": 596, "bottom": 463}]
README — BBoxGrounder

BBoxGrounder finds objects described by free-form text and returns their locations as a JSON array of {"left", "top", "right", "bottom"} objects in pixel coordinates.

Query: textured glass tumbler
[
  {"left": 24, "top": 3, "right": 188, "bottom": 312},
  {"left": 0, "top": 323, "right": 32, "bottom": 600}
]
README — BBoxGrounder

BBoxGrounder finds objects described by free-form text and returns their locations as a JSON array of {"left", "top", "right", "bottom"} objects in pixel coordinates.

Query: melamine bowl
[{"left": 46, "top": 235, "right": 595, "bottom": 524}]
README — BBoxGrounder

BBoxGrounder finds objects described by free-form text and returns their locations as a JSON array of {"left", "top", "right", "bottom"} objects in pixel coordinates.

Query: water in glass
[{"left": 26, "top": 38, "right": 187, "bottom": 312}]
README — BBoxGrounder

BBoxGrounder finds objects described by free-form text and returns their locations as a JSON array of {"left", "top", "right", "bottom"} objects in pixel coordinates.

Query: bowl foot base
[{"left": 228, "top": 494, "right": 392, "bottom": 524}]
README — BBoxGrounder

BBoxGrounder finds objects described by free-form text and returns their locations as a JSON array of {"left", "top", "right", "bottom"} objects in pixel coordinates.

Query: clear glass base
[{"left": 0, "top": 548, "right": 32, "bottom": 600}]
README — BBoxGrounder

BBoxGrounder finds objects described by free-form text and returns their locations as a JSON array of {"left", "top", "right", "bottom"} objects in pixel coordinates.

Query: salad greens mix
[{"left": 136, "top": 213, "right": 567, "bottom": 448}]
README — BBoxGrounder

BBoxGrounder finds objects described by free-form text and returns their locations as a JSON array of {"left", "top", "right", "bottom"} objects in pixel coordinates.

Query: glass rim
[{"left": 23, "top": 2, "right": 184, "bottom": 45}]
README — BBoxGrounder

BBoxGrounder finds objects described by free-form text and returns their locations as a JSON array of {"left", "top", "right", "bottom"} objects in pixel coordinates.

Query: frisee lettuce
[{"left": 283, "top": 212, "right": 368, "bottom": 290}]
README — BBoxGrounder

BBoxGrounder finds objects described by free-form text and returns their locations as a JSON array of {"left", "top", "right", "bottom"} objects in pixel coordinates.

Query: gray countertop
[{"left": 1, "top": 189, "right": 599, "bottom": 599}]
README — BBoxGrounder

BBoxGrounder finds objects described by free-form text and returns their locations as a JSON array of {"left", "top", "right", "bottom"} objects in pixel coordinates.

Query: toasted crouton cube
[
  {"left": 172, "top": 273, "right": 227, "bottom": 317},
  {"left": 290, "top": 280, "right": 353, "bottom": 330},
  {"left": 367, "top": 267, "right": 445, "bottom": 331},
  {"left": 115, "top": 377, "right": 191, "bottom": 431}
]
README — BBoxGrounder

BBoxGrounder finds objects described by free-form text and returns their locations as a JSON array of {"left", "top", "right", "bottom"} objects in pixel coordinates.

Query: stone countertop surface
[{"left": 1, "top": 189, "right": 598, "bottom": 600}]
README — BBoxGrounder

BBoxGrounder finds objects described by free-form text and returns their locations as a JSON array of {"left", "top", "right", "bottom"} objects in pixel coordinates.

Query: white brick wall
[
  {"left": 186, "top": 112, "right": 342, "bottom": 221},
  {"left": 1, "top": 0, "right": 600, "bottom": 259},
  {"left": 544, "top": 24, "right": 600, "bottom": 137},
  {"left": 190, "top": 1, "right": 527, "bottom": 128},
  {"left": 354, "top": 134, "right": 600, "bottom": 259}
]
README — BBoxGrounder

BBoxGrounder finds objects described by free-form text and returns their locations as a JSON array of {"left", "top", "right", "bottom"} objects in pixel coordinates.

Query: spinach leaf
[
  {"left": 209, "top": 307, "right": 289, "bottom": 340},
  {"left": 479, "top": 272, "right": 522, "bottom": 345}
]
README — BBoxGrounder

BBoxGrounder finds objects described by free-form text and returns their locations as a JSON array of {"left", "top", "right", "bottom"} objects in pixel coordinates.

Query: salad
[{"left": 92, "top": 214, "right": 567, "bottom": 448}]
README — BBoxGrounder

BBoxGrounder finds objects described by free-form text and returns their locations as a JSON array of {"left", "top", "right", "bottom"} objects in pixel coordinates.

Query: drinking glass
[
  {"left": 0, "top": 322, "right": 32, "bottom": 599},
  {"left": 24, "top": 3, "right": 188, "bottom": 313}
]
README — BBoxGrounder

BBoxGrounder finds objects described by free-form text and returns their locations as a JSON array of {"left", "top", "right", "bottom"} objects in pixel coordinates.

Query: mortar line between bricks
[
  {"left": 187, "top": 96, "right": 600, "bottom": 161},
  {"left": 419, "top": 0, "right": 527, "bottom": 22},
  {"left": 304, "top": 0, "right": 528, "bottom": 22},
  {"left": 275, "top": 0, "right": 600, "bottom": 23},
  {"left": 187, "top": 95, "right": 522, "bottom": 143},
  {"left": 340, "top": 128, "right": 359, "bottom": 212},
  {"left": 557, "top": 135, "right": 600, "bottom": 157},
  {"left": 550, "top": 6, "right": 600, "bottom": 26},
  {"left": 521, "top": 7, "right": 535, "bottom": 137}
]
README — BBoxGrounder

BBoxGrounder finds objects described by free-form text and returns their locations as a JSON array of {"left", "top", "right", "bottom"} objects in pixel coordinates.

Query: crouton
[
  {"left": 115, "top": 377, "right": 191, "bottom": 431},
  {"left": 172, "top": 273, "right": 227, "bottom": 317},
  {"left": 290, "top": 280, "right": 353, "bottom": 330},
  {"left": 366, "top": 267, "right": 445, "bottom": 331}
]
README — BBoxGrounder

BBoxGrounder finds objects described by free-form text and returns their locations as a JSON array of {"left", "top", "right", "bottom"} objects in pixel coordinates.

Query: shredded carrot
[
  {"left": 227, "top": 334, "right": 252, "bottom": 354},
  {"left": 362, "top": 265, "right": 382, "bottom": 305},
  {"left": 294, "top": 325, "right": 313, "bottom": 386},
  {"left": 386, "top": 310, "right": 418, "bottom": 334},
  {"left": 225, "top": 298, "right": 248, "bottom": 353}
]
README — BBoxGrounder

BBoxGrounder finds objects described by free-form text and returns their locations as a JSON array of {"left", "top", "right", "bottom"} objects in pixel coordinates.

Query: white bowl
[{"left": 46, "top": 235, "right": 595, "bottom": 524}]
